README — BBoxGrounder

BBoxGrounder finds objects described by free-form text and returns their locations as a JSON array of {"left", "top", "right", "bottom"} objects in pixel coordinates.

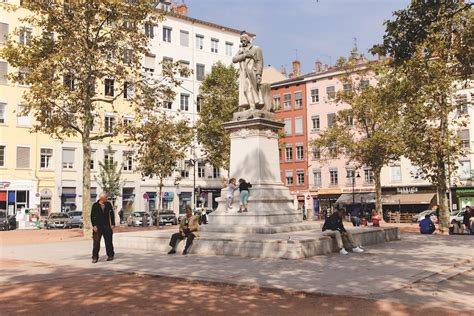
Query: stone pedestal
[{"left": 203, "top": 118, "right": 301, "bottom": 233}]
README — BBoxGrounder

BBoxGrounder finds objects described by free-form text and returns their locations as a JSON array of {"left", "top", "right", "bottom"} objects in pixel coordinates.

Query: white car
[
  {"left": 450, "top": 210, "right": 465, "bottom": 224},
  {"left": 412, "top": 210, "right": 437, "bottom": 223}
]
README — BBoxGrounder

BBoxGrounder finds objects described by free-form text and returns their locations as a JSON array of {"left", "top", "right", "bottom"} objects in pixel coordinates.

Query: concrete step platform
[{"left": 114, "top": 226, "right": 401, "bottom": 259}]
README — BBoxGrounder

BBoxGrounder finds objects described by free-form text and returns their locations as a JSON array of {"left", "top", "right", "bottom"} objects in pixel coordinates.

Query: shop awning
[
  {"left": 335, "top": 193, "right": 376, "bottom": 205},
  {"left": 382, "top": 193, "right": 435, "bottom": 205}
]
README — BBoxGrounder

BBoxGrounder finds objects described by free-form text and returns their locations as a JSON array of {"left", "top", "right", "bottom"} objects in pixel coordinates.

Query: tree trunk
[
  {"left": 437, "top": 158, "right": 450, "bottom": 235},
  {"left": 374, "top": 167, "right": 383, "bottom": 215},
  {"left": 82, "top": 134, "right": 92, "bottom": 238},
  {"left": 157, "top": 178, "right": 163, "bottom": 227}
]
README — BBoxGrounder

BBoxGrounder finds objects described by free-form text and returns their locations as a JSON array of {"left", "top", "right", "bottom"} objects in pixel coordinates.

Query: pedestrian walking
[
  {"left": 226, "top": 178, "right": 239, "bottom": 212},
  {"left": 91, "top": 192, "right": 115, "bottom": 263},
  {"left": 463, "top": 206, "right": 473, "bottom": 235},
  {"left": 238, "top": 178, "right": 252, "bottom": 213}
]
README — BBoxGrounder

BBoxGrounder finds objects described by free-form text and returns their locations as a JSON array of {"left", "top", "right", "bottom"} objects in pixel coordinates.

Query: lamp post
[
  {"left": 351, "top": 171, "right": 361, "bottom": 213},
  {"left": 185, "top": 158, "right": 197, "bottom": 210}
]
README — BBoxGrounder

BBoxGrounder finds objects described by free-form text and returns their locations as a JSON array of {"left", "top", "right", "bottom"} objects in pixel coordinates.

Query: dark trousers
[
  {"left": 169, "top": 232, "right": 195, "bottom": 251},
  {"left": 92, "top": 226, "right": 114, "bottom": 259}
]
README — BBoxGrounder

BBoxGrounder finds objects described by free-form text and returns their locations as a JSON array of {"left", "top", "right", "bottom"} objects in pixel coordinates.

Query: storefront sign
[
  {"left": 143, "top": 192, "right": 149, "bottom": 200},
  {"left": 163, "top": 192, "right": 174, "bottom": 200},
  {"left": 0, "top": 181, "right": 11, "bottom": 189},
  {"left": 396, "top": 187, "right": 418, "bottom": 194}
]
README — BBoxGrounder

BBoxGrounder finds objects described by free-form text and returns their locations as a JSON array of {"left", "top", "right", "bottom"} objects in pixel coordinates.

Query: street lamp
[
  {"left": 350, "top": 171, "right": 361, "bottom": 213},
  {"left": 185, "top": 158, "right": 197, "bottom": 209}
]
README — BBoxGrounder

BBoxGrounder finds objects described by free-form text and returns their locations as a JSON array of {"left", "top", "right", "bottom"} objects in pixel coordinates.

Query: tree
[
  {"left": 373, "top": 1, "right": 473, "bottom": 234},
  {"left": 95, "top": 145, "right": 123, "bottom": 204},
  {"left": 128, "top": 112, "right": 194, "bottom": 218},
  {"left": 0, "top": 1, "right": 181, "bottom": 235},
  {"left": 313, "top": 52, "right": 404, "bottom": 214},
  {"left": 196, "top": 62, "right": 239, "bottom": 171}
]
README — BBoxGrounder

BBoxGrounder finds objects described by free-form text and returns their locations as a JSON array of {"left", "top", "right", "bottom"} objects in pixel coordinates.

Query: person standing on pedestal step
[
  {"left": 91, "top": 192, "right": 115, "bottom": 263},
  {"left": 226, "top": 178, "right": 239, "bottom": 212},
  {"left": 322, "top": 208, "right": 364, "bottom": 255},
  {"left": 168, "top": 206, "right": 200, "bottom": 255},
  {"left": 238, "top": 178, "right": 252, "bottom": 213}
]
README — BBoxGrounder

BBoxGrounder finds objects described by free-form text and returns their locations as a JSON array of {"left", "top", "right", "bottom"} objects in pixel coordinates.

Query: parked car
[
  {"left": 412, "top": 210, "right": 437, "bottom": 223},
  {"left": 0, "top": 211, "right": 16, "bottom": 231},
  {"left": 127, "top": 212, "right": 153, "bottom": 227},
  {"left": 45, "top": 213, "right": 72, "bottom": 229},
  {"left": 156, "top": 210, "right": 178, "bottom": 226},
  {"left": 68, "top": 211, "right": 83, "bottom": 228},
  {"left": 450, "top": 210, "right": 465, "bottom": 224}
]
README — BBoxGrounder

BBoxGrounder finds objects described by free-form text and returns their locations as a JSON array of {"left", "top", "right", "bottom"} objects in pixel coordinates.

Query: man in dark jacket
[
  {"left": 91, "top": 192, "right": 115, "bottom": 263},
  {"left": 463, "top": 206, "right": 473, "bottom": 235},
  {"left": 419, "top": 214, "right": 436, "bottom": 234},
  {"left": 322, "top": 208, "right": 364, "bottom": 255}
]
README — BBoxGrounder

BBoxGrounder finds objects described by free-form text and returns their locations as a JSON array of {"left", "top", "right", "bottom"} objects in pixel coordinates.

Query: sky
[{"left": 185, "top": 0, "right": 410, "bottom": 73}]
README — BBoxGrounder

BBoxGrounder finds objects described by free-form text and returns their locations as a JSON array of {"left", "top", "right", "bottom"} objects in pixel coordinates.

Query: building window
[
  {"left": 283, "top": 93, "right": 291, "bottom": 110},
  {"left": 211, "top": 38, "right": 218, "bottom": 53},
  {"left": 313, "top": 169, "right": 321, "bottom": 186},
  {"left": 312, "top": 146, "right": 320, "bottom": 159},
  {"left": 326, "top": 86, "right": 336, "bottom": 100},
  {"left": 17, "top": 146, "right": 31, "bottom": 169},
  {"left": 346, "top": 169, "right": 355, "bottom": 185},
  {"left": 360, "top": 79, "right": 370, "bottom": 89},
  {"left": 213, "top": 167, "right": 220, "bottom": 178},
  {"left": 90, "top": 150, "right": 95, "bottom": 170},
  {"left": 162, "top": 101, "right": 172, "bottom": 109},
  {"left": 284, "top": 118, "right": 292, "bottom": 136},
  {"left": 0, "top": 23, "right": 8, "bottom": 45},
  {"left": 279, "top": 147, "right": 282, "bottom": 161},
  {"left": 391, "top": 165, "right": 401, "bottom": 182},
  {"left": 329, "top": 169, "right": 338, "bottom": 185},
  {"left": 364, "top": 168, "right": 374, "bottom": 184},
  {"left": 329, "top": 141, "right": 337, "bottom": 156},
  {"left": 180, "top": 30, "right": 189, "bottom": 47},
  {"left": 19, "top": 27, "right": 32, "bottom": 46},
  {"left": 62, "top": 148, "right": 75, "bottom": 169},
  {"left": 345, "top": 115, "right": 353, "bottom": 127},
  {"left": 459, "top": 160, "right": 471, "bottom": 180},
  {"left": 459, "top": 129, "right": 470, "bottom": 149},
  {"left": 0, "top": 102, "right": 6, "bottom": 124},
  {"left": 180, "top": 169, "right": 189, "bottom": 178},
  {"left": 225, "top": 42, "right": 233, "bottom": 56},
  {"left": 144, "top": 55, "right": 155, "bottom": 74},
  {"left": 18, "top": 67, "right": 30, "bottom": 86},
  {"left": 0, "top": 145, "right": 5, "bottom": 167},
  {"left": 123, "top": 152, "right": 133, "bottom": 171},
  {"left": 311, "top": 88, "right": 319, "bottom": 103},
  {"left": 296, "top": 144, "right": 304, "bottom": 161},
  {"left": 296, "top": 170, "right": 305, "bottom": 185},
  {"left": 179, "top": 60, "right": 190, "bottom": 78},
  {"left": 327, "top": 113, "right": 336, "bottom": 128},
  {"left": 456, "top": 94, "right": 468, "bottom": 115},
  {"left": 311, "top": 115, "right": 320, "bottom": 131},
  {"left": 144, "top": 22, "right": 154, "bottom": 38},
  {"left": 343, "top": 83, "right": 352, "bottom": 92},
  {"left": 163, "top": 26, "right": 171, "bottom": 42},
  {"left": 285, "top": 145, "right": 293, "bottom": 161},
  {"left": 197, "top": 162, "right": 205, "bottom": 178},
  {"left": 196, "top": 63, "right": 205, "bottom": 81},
  {"left": 0, "top": 61, "right": 7, "bottom": 85},
  {"left": 104, "top": 78, "right": 114, "bottom": 97},
  {"left": 273, "top": 95, "right": 281, "bottom": 111},
  {"left": 180, "top": 94, "right": 189, "bottom": 111},
  {"left": 196, "top": 96, "right": 202, "bottom": 113},
  {"left": 195, "top": 34, "right": 204, "bottom": 50},
  {"left": 295, "top": 91, "right": 302, "bottom": 108},
  {"left": 124, "top": 81, "right": 134, "bottom": 99},
  {"left": 17, "top": 104, "right": 31, "bottom": 126},
  {"left": 105, "top": 115, "right": 115, "bottom": 133},
  {"left": 104, "top": 150, "right": 114, "bottom": 168},
  {"left": 295, "top": 117, "right": 303, "bottom": 135},
  {"left": 123, "top": 49, "right": 133, "bottom": 65},
  {"left": 285, "top": 170, "right": 294, "bottom": 186},
  {"left": 40, "top": 148, "right": 53, "bottom": 169}
]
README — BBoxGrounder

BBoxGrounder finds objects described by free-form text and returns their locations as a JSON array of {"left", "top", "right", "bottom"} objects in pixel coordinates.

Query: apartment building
[{"left": 0, "top": 1, "right": 245, "bottom": 216}]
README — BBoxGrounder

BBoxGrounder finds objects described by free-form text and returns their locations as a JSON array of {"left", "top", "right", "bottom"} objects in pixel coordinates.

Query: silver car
[
  {"left": 45, "top": 213, "right": 72, "bottom": 229},
  {"left": 127, "top": 212, "right": 153, "bottom": 227},
  {"left": 68, "top": 211, "right": 83, "bottom": 228}
]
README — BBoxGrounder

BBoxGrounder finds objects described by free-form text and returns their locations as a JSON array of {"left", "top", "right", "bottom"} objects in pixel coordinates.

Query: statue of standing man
[{"left": 233, "top": 32, "right": 265, "bottom": 112}]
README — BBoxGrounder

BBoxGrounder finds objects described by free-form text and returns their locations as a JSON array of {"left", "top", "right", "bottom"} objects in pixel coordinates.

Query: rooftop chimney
[
  {"left": 292, "top": 60, "right": 301, "bottom": 77},
  {"left": 174, "top": 3, "right": 188, "bottom": 15},
  {"left": 314, "top": 59, "right": 322, "bottom": 73}
]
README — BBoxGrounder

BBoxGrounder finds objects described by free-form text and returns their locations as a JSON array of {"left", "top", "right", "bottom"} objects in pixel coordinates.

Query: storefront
[
  {"left": 453, "top": 187, "right": 474, "bottom": 210},
  {"left": 178, "top": 192, "right": 192, "bottom": 214},
  {"left": 122, "top": 188, "right": 135, "bottom": 213},
  {"left": 199, "top": 188, "right": 221, "bottom": 210},
  {"left": 162, "top": 192, "right": 174, "bottom": 210},
  {"left": 39, "top": 188, "right": 53, "bottom": 216},
  {"left": 382, "top": 186, "right": 436, "bottom": 213},
  {"left": 61, "top": 187, "right": 77, "bottom": 212},
  {"left": 145, "top": 192, "right": 157, "bottom": 211},
  {"left": 0, "top": 180, "right": 34, "bottom": 215}
]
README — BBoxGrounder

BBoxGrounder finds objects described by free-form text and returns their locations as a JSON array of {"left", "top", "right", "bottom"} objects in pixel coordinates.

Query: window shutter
[
  {"left": 295, "top": 117, "right": 303, "bottom": 134},
  {"left": 144, "top": 55, "right": 155, "bottom": 70},
  {"left": 62, "top": 148, "right": 75, "bottom": 164},
  {"left": 0, "top": 23, "right": 8, "bottom": 43},
  {"left": 16, "top": 146, "right": 30, "bottom": 168},
  {"left": 0, "top": 62, "right": 7, "bottom": 84},
  {"left": 459, "top": 129, "right": 470, "bottom": 140},
  {"left": 180, "top": 30, "right": 189, "bottom": 46}
]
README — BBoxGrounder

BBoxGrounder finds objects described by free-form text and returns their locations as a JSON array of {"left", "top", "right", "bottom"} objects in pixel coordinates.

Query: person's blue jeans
[
  {"left": 240, "top": 190, "right": 249, "bottom": 206},
  {"left": 351, "top": 216, "right": 360, "bottom": 227}
]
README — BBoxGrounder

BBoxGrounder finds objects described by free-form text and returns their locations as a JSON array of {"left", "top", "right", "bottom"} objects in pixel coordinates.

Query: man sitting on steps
[
  {"left": 168, "top": 206, "right": 200, "bottom": 255},
  {"left": 322, "top": 208, "right": 364, "bottom": 255}
]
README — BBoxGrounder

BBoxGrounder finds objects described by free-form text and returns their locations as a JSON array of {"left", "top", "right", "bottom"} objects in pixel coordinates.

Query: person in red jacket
[{"left": 371, "top": 209, "right": 382, "bottom": 227}]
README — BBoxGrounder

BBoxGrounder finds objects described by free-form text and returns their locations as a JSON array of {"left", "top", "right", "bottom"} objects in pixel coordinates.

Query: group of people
[
  {"left": 349, "top": 207, "right": 382, "bottom": 227},
  {"left": 226, "top": 178, "right": 252, "bottom": 213},
  {"left": 420, "top": 205, "right": 474, "bottom": 235}
]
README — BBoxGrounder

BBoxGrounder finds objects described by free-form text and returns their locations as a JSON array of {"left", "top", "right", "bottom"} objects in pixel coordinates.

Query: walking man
[
  {"left": 91, "top": 192, "right": 115, "bottom": 263},
  {"left": 322, "top": 208, "right": 364, "bottom": 255},
  {"left": 168, "top": 206, "right": 199, "bottom": 255}
]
